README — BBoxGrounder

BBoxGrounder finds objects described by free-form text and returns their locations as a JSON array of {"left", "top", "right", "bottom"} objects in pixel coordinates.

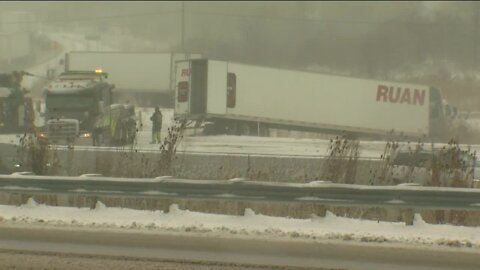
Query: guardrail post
[
  {"left": 88, "top": 196, "right": 99, "bottom": 210},
  {"left": 246, "top": 154, "right": 251, "bottom": 178},
  {"left": 66, "top": 147, "right": 74, "bottom": 176},
  {"left": 317, "top": 205, "right": 327, "bottom": 217},
  {"left": 403, "top": 208, "right": 414, "bottom": 226}
]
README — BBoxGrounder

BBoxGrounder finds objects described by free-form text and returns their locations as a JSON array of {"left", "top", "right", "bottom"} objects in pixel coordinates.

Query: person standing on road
[{"left": 150, "top": 106, "right": 163, "bottom": 144}]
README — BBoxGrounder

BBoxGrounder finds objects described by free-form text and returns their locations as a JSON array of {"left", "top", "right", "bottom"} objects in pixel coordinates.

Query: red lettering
[
  {"left": 413, "top": 89, "right": 425, "bottom": 105},
  {"left": 388, "top": 87, "right": 401, "bottom": 103},
  {"left": 400, "top": 88, "right": 411, "bottom": 104},
  {"left": 376, "top": 85, "right": 426, "bottom": 106},
  {"left": 377, "top": 85, "right": 388, "bottom": 102}
]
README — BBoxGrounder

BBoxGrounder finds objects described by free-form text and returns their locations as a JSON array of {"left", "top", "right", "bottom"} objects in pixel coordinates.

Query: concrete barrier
[{"left": 1, "top": 142, "right": 393, "bottom": 184}]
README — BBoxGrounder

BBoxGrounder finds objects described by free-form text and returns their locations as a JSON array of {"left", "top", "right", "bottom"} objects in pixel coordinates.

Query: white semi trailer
[
  {"left": 64, "top": 51, "right": 201, "bottom": 107},
  {"left": 174, "top": 59, "right": 457, "bottom": 140}
]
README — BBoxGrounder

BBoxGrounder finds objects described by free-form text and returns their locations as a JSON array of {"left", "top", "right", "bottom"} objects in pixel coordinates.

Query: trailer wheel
[
  {"left": 238, "top": 122, "right": 251, "bottom": 136},
  {"left": 259, "top": 125, "right": 270, "bottom": 137},
  {"left": 226, "top": 122, "right": 238, "bottom": 136},
  {"left": 203, "top": 123, "right": 216, "bottom": 135}
]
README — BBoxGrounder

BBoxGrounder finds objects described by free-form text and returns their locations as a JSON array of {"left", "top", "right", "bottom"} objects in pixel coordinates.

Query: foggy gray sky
[{"left": 1, "top": 1, "right": 480, "bottom": 77}]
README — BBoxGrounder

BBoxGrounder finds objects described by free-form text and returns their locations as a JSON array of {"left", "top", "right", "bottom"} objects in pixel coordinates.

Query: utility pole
[
  {"left": 181, "top": 1, "right": 185, "bottom": 52},
  {"left": 474, "top": 6, "right": 479, "bottom": 70}
]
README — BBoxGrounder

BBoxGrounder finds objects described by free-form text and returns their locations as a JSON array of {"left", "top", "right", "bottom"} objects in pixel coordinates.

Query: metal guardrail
[
  {"left": 1, "top": 174, "right": 480, "bottom": 211},
  {"left": 30, "top": 144, "right": 384, "bottom": 160}
]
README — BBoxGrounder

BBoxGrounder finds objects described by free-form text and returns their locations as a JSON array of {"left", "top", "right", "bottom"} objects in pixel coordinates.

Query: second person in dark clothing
[{"left": 150, "top": 106, "right": 163, "bottom": 144}]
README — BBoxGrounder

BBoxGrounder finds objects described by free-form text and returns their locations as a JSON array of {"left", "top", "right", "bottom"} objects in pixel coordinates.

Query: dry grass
[
  {"left": 365, "top": 132, "right": 476, "bottom": 188},
  {"left": 427, "top": 139, "right": 476, "bottom": 188},
  {"left": 13, "top": 118, "right": 476, "bottom": 191},
  {"left": 154, "top": 118, "right": 188, "bottom": 176},
  {"left": 320, "top": 136, "right": 360, "bottom": 184},
  {"left": 95, "top": 118, "right": 188, "bottom": 178}
]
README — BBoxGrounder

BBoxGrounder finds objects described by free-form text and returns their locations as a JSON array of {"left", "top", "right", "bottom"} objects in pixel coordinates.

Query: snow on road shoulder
[{"left": 0, "top": 198, "right": 478, "bottom": 249}]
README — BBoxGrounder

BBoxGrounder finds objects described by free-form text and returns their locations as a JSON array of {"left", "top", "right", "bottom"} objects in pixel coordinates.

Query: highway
[{"left": 0, "top": 225, "right": 478, "bottom": 270}]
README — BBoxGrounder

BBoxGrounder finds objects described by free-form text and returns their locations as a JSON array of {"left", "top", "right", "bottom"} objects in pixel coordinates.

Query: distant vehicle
[
  {"left": 174, "top": 58, "right": 462, "bottom": 141},
  {"left": 0, "top": 71, "right": 34, "bottom": 134},
  {"left": 40, "top": 70, "right": 136, "bottom": 146},
  {"left": 63, "top": 51, "right": 202, "bottom": 108},
  {"left": 390, "top": 148, "right": 476, "bottom": 187}
]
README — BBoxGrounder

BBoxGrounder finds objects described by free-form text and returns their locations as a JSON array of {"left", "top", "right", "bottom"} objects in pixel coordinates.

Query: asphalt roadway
[{"left": 0, "top": 224, "right": 478, "bottom": 270}]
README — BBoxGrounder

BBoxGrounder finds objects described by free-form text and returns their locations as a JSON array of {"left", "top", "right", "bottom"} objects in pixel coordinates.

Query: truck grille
[{"left": 46, "top": 119, "right": 79, "bottom": 140}]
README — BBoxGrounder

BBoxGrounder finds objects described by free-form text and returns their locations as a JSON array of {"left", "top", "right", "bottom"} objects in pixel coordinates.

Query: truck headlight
[{"left": 79, "top": 132, "right": 92, "bottom": 138}]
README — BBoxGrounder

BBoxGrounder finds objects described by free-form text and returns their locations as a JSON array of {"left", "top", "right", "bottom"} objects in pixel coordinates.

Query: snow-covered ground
[
  {"left": 132, "top": 107, "right": 480, "bottom": 158},
  {"left": 0, "top": 198, "right": 478, "bottom": 250},
  {"left": 135, "top": 107, "right": 349, "bottom": 157}
]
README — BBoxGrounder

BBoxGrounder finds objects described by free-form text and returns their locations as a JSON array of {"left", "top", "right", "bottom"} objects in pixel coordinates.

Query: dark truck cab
[{"left": 41, "top": 70, "right": 114, "bottom": 146}]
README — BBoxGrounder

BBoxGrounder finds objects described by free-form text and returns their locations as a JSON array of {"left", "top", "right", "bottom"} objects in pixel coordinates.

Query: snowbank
[{"left": 0, "top": 199, "right": 478, "bottom": 249}]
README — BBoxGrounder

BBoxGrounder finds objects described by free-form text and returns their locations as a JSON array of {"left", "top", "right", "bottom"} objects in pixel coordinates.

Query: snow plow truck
[{"left": 39, "top": 70, "right": 136, "bottom": 146}]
